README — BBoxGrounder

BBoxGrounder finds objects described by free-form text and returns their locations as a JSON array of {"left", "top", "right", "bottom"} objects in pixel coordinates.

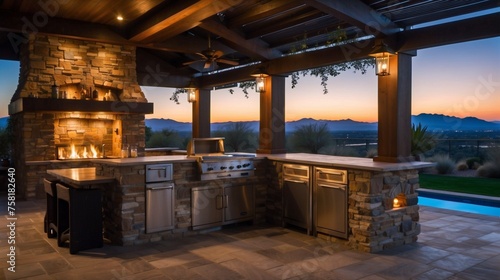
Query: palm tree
[{"left": 411, "top": 123, "right": 436, "bottom": 160}]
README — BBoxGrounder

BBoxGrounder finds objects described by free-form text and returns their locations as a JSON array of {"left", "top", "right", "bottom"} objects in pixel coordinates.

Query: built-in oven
[
  {"left": 282, "top": 164, "right": 311, "bottom": 234},
  {"left": 145, "top": 164, "right": 174, "bottom": 233},
  {"left": 313, "top": 167, "right": 348, "bottom": 239}
]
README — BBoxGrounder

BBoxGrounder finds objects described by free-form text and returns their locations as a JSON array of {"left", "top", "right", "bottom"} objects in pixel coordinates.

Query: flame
[{"left": 58, "top": 144, "right": 102, "bottom": 159}]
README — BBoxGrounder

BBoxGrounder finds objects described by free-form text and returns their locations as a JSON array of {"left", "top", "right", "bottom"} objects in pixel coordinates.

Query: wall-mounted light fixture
[
  {"left": 393, "top": 198, "right": 400, "bottom": 208},
  {"left": 185, "top": 80, "right": 197, "bottom": 103},
  {"left": 250, "top": 67, "right": 269, "bottom": 93},
  {"left": 370, "top": 42, "right": 395, "bottom": 76}
]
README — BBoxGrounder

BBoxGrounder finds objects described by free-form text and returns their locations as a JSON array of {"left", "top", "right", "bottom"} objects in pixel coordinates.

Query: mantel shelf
[{"left": 8, "top": 98, "right": 154, "bottom": 115}]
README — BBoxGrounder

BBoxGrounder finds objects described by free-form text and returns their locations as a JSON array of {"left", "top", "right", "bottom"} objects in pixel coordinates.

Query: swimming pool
[{"left": 418, "top": 196, "right": 500, "bottom": 217}]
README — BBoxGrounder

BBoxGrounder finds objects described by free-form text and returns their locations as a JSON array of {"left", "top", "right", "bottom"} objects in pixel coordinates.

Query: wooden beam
[
  {"left": 199, "top": 19, "right": 282, "bottom": 60},
  {"left": 227, "top": 0, "right": 300, "bottom": 29},
  {"left": 198, "top": 13, "right": 500, "bottom": 88},
  {"left": 0, "top": 10, "right": 130, "bottom": 47},
  {"left": 128, "top": 0, "right": 244, "bottom": 44},
  {"left": 398, "top": 12, "right": 500, "bottom": 51},
  {"left": 305, "top": 0, "right": 400, "bottom": 36}
]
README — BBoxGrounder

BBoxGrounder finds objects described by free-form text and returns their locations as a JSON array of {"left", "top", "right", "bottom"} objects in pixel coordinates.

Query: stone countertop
[
  {"left": 265, "top": 153, "right": 434, "bottom": 171},
  {"left": 47, "top": 167, "right": 115, "bottom": 187},
  {"left": 90, "top": 153, "right": 433, "bottom": 171},
  {"left": 91, "top": 155, "right": 195, "bottom": 166}
]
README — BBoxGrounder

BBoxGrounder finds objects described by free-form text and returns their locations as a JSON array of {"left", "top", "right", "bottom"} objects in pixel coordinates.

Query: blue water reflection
[{"left": 419, "top": 197, "right": 500, "bottom": 217}]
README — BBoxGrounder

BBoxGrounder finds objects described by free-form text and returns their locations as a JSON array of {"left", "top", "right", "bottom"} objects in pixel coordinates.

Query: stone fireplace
[{"left": 9, "top": 34, "right": 153, "bottom": 199}]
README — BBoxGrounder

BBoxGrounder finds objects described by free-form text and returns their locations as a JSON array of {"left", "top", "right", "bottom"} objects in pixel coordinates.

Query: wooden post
[
  {"left": 192, "top": 88, "right": 211, "bottom": 138},
  {"left": 374, "top": 52, "right": 415, "bottom": 163},
  {"left": 257, "top": 76, "right": 286, "bottom": 154}
]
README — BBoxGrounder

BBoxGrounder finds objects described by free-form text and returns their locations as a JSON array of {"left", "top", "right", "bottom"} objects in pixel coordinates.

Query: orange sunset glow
[{"left": 1, "top": 38, "right": 499, "bottom": 123}]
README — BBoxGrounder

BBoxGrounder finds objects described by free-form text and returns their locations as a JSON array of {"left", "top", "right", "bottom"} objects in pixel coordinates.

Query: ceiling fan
[{"left": 182, "top": 35, "right": 238, "bottom": 70}]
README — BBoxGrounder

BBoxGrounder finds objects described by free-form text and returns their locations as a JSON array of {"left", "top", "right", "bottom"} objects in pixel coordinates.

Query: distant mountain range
[
  {"left": 143, "top": 113, "right": 500, "bottom": 132},
  {"left": 1, "top": 113, "right": 499, "bottom": 132}
]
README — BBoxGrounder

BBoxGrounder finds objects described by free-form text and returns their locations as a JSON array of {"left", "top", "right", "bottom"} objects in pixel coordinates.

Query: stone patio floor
[{"left": 1, "top": 197, "right": 499, "bottom": 279}]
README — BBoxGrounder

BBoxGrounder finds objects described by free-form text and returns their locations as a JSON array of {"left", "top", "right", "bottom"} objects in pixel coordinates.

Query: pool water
[{"left": 419, "top": 197, "right": 500, "bottom": 217}]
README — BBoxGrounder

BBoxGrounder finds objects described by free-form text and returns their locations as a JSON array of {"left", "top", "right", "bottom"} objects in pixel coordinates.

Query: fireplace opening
[{"left": 56, "top": 144, "right": 104, "bottom": 160}]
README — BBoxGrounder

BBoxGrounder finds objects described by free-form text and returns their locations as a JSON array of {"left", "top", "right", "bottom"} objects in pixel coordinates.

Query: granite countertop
[
  {"left": 89, "top": 153, "right": 433, "bottom": 171},
  {"left": 91, "top": 155, "right": 195, "bottom": 166},
  {"left": 265, "top": 153, "right": 434, "bottom": 171},
  {"left": 47, "top": 167, "right": 115, "bottom": 187}
]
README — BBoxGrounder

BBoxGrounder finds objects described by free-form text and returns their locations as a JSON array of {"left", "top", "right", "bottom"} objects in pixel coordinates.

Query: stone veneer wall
[
  {"left": 347, "top": 169, "right": 420, "bottom": 252},
  {"left": 9, "top": 34, "right": 148, "bottom": 199},
  {"left": 265, "top": 160, "right": 420, "bottom": 253},
  {"left": 95, "top": 159, "right": 268, "bottom": 246},
  {"left": 12, "top": 34, "right": 145, "bottom": 101}
]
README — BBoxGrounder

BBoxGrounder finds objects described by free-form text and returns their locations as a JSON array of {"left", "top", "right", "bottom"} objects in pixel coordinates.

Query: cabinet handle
[
  {"left": 318, "top": 184, "right": 345, "bottom": 190},
  {"left": 285, "top": 179, "right": 308, "bottom": 184},
  {"left": 216, "top": 195, "right": 223, "bottom": 209},
  {"left": 318, "top": 170, "right": 344, "bottom": 176},
  {"left": 224, "top": 195, "right": 228, "bottom": 209}
]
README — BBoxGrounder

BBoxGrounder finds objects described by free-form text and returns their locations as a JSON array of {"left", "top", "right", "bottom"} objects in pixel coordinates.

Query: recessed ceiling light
[{"left": 117, "top": 15, "right": 124, "bottom": 21}]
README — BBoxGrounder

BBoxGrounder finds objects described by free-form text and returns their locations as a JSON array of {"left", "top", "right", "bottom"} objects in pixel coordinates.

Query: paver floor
[{"left": 1, "top": 197, "right": 499, "bottom": 279}]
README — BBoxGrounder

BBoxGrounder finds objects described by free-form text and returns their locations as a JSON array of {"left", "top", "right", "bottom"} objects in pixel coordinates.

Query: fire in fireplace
[{"left": 56, "top": 144, "right": 104, "bottom": 160}]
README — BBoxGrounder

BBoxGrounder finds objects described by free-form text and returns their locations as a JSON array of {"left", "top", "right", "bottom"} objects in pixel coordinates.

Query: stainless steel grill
[{"left": 186, "top": 138, "right": 255, "bottom": 181}]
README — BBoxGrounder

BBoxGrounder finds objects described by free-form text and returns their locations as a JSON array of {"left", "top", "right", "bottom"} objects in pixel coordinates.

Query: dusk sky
[{"left": 1, "top": 37, "right": 499, "bottom": 123}]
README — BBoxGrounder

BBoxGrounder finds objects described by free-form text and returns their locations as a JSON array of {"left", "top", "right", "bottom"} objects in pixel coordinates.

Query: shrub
[
  {"left": 456, "top": 160, "right": 468, "bottom": 171},
  {"left": 430, "top": 154, "right": 455, "bottom": 174},
  {"left": 465, "top": 157, "right": 482, "bottom": 169},
  {"left": 476, "top": 162, "right": 500, "bottom": 178},
  {"left": 476, "top": 147, "right": 500, "bottom": 178},
  {"left": 366, "top": 148, "right": 378, "bottom": 158}
]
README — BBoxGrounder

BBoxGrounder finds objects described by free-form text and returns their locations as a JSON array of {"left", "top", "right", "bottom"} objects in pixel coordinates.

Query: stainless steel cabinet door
[
  {"left": 191, "top": 187, "right": 223, "bottom": 229},
  {"left": 283, "top": 179, "right": 309, "bottom": 226},
  {"left": 224, "top": 185, "right": 254, "bottom": 223},
  {"left": 146, "top": 183, "right": 174, "bottom": 233},
  {"left": 316, "top": 184, "right": 347, "bottom": 238}
]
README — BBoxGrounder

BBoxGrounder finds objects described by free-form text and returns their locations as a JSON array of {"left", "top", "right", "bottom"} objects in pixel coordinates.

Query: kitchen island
[{"left": 48, "top": 153, "right": 433, "bottom": 252}]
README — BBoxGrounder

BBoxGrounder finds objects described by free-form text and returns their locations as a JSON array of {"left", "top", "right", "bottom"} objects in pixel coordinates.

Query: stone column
[
  {"left": 192, "top": 88, "right": 211, "bottom": 138},
  {"left": 375, "top": 52, "right": 415, "bottom": 163},
  {"left": 257, "top": 76, "right": 286, "bottom": 154}
]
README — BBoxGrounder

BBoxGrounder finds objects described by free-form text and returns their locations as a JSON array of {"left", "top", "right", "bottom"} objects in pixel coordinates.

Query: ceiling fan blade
[
  {"left": 195, "top": 52, "right": 208, "bottom": 60},
  {"left": 213, "top": 50, "right": 224, "bottom": 58},
  {"left": 182, "top": 60, "right": 203, "bottom": 66},
  {"left": 217, "top": 58, "right": 239, "bottom": 66}
]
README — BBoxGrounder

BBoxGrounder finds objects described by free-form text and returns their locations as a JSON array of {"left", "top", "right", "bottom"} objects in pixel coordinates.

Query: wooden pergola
[{"left": 1, "top": 0, "right": 499, "bottom": 162}]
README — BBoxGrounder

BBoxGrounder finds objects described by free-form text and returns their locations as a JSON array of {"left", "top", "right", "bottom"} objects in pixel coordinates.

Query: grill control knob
[
  {"left": 207, "top": 167, "right": 214, "bottom": 171},
  {"left": 229, "top": 166, "right": 234, "bottom": 170},
  {"left": 220, "top": 166, "right": 227, "bottom": 170},
  {"left": 242, "top": 163, "right": 250, "bottom": 167},
  {"left": 236, "top": 165, "right": 242, "bottom": 169}
]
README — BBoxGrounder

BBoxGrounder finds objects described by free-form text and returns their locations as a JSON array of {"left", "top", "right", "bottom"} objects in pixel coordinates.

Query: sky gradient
[{"left": 1, "top": 37, "right": 499, "bottom": 123}]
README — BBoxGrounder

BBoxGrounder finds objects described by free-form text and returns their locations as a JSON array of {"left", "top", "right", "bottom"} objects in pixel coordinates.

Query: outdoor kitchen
[{"left": 6, "top": 33, "right": 435, "bottom": 254}]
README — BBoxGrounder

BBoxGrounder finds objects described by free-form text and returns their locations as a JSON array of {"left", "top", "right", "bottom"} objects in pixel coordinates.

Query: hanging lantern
[
  {"left": 185, "top": 80, "right": 197, "bottom": 103},
  {"left": 250, "top": 67, "right": 269, "bottom": 93},
  {"left": 370, "top": 43, "right": 395, "bottom": 76}
]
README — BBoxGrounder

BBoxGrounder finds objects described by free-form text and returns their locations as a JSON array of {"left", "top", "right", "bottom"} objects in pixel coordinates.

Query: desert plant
[
  {"left": 366, "top": 148, "right": 378, "bottom": 158},
  {"left": 456, "top": 160, "right": 468, "bottom": 171},
  {"left": 411, "top": 123, "right": 436, "bottom": 160},
  {"left": 146, "top": 129, "right": 184, "bottom": 148},
  {"left": 214, "top": 122, "right": 257, "bottom": 152},
  {"left": 476, "top": 162, "right": 500, "bottom": 178},
  {"left": 430, "top": 154, "right": 455, "bottom": 174},
  {"left": 290, "top": 123, "right": 330, "bottom": 154},
  {"left": 476, "top": 147, "right": 500, "bottom": 178},
  {"left": 466, "top": 157, "right": 482, "bottom": 169}
]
